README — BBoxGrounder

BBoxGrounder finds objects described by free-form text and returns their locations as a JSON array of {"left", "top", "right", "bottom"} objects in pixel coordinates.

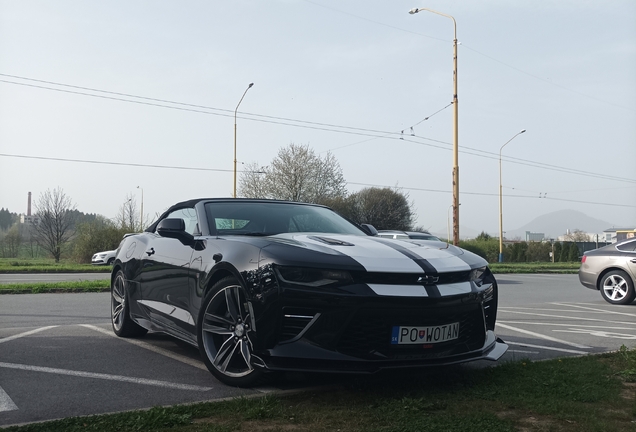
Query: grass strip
[
  {"left": 4, "top": 347, "right": 636, "bottom": 432},
  {"left": 0, "top": 280, "right": 109, "bottom": 294}
]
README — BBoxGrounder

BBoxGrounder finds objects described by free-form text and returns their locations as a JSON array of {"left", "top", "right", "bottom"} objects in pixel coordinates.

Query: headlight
[
  {"left": 469, "top": 267, "right": 487, "bottom": 286},
  {"left": 275, "top": 266, "right": 353, "bottom": 288}
]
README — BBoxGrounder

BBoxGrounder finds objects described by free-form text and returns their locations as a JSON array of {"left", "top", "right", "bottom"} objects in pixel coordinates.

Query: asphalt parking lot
[{"left": 1, "top": 273, "right": 635, "bottom": 427}]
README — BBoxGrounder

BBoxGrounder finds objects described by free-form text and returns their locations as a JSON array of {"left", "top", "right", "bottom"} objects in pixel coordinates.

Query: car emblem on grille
[{"left": 417, "top": 275, "right": 439, "bottom": 285}]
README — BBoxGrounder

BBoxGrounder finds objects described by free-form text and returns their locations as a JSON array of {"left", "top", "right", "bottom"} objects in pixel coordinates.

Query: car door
[{"left": 138, "top": 207, "right": 199, "bottom": 336}]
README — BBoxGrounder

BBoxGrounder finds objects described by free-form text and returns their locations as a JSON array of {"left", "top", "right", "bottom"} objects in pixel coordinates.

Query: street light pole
[
  {"left": 137, "top": 186, "right": 144, "bottom": 231},
  {"left": 234, "top": 83, "right": 254, "bottom": 198},
  {"left": 409, "top": 7, "right": 459, "bottom": 245},
  {"left": 498, "top": 129, "right": 526, "bottom": 262}
]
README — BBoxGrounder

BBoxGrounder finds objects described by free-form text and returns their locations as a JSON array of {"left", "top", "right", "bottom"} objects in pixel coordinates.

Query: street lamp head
[
  {"left": 520, "top": 129, "right": 526, "bottom": 134},
  {"left": 409, "top": 8, "right": 420, "bottom": 14},
  {"left": 248, "top": 83, "right": 254, "bottom": 88}
]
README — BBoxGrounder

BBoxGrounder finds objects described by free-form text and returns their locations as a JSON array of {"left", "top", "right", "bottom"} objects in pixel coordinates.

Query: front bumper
[
  {"left": 254, "top": 330, "right": 507, "bottom": 373},
  {"left": 251, "top": 283, "right": 505, "bottom": 374}
]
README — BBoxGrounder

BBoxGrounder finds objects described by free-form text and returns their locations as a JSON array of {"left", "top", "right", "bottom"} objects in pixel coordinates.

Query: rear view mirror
[
  {"left": 157, "top": 218, "right": 195, "bottom": 246},
  {"left": 360, "top": 223, "right": 379, "bottom": 236}
]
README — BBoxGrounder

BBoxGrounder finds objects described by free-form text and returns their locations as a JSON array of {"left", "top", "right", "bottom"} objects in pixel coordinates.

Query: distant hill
[{"left": 506, "top": 210, "right": 615, "bottom": 240}]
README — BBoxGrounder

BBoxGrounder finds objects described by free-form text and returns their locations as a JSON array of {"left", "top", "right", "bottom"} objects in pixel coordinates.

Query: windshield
[{"left": 204, "top": 201, "right": 366, "bottom": 236}]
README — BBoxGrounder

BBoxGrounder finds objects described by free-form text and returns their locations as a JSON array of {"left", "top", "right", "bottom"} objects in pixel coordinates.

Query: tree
[
  {"left": 553, "top": 242, "right": 563, "bottom": 262},
  {"left": 563, "top": 229, "right": 591, "bottom": 242},
  {"left": 476, "top": 231, "right": 492, "bottom": 241},
  {"left": 0, "top": 225, "right": 22, "bottom": 258},
  {"left": 0, "top": 208, "right": 17, "bottom": 231},
  {"left": 238, "top": 143, "right": 347, "bottom": 203},
  {"left": 567, "top": 242, "right": 581, "bottom": 261},
  {"left": 32, "top": 187, "right": 78, "bottom": 262},
  {"left": 114, "top": 194, "right": 141, "bottom": 232},
  {"left": 334, "top": 187, "right": 414, "bottom": 230},
  {"left": 73, "top": 216, "right": 128, "bottom": 263}
]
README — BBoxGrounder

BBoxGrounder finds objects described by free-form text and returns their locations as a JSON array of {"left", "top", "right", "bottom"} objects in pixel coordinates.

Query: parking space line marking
[
  {"left": 0, "top": 386, "right": 18, "bottom": 412},
  {"left": 506, "top": 342, "right": 589, "bottom": 355},
  {"left": 496, "top": 310, "right": 634, "bottom": 326},
  {"left": 0, "top": 362, "right": 213, "bottom": 392},
  {"left": 79, "top": 324, "right": 208, "bottom": 371},
  {"left": 496, "top": 323, "right": 591, "bottom": 349},
  {"left": 553, "top": 329, "right": 636, "bottom": 340},
  {"left": 0, "top": 326, "right": 58, "bottom": 344},
  {"left": 499, "top": 307, "right": 616, "bottom": 314},
  {"left": 497, "top": 321, "right": 636, "bottom": 330},
  {"left": 550, "top": 302, "right": 636, "bottom": 317}
]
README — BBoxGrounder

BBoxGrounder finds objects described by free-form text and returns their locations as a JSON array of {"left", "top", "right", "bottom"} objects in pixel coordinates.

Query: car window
[
  {"left": 616, "top": 240, "right": 636, "bottom": 252},
  {"left": 163, "top": 207, "right": 199, "bottom": 235},
  {"left": 204, "top": 202, "right": 365, "bottom": 236}
]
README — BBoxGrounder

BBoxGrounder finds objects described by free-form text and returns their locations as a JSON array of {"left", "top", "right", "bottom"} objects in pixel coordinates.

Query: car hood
[{"left": 263, "top": 233, "right": 485, "bottom": 273}]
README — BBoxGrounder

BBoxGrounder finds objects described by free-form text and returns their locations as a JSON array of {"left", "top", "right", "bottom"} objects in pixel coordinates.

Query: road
[{"left": 1, "top": 274, "right": 635, "bottom": 427}]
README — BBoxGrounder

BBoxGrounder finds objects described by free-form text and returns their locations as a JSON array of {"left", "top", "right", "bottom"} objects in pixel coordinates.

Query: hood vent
[{"left": 308, "top": 236, "right": 354, "bottom": 246}]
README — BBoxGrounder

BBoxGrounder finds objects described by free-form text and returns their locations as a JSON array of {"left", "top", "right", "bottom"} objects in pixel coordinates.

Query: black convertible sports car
[{"left": 111, "top": 198, "right": 507, "bottom": 386}]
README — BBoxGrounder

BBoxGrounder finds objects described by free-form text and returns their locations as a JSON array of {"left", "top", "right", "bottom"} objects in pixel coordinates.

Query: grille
[
  {"left": 335, "top": 305, "right": 485, "bottom": 360},
  {"left": 354, "top": 271, "right": 471, "bottom": 285}
]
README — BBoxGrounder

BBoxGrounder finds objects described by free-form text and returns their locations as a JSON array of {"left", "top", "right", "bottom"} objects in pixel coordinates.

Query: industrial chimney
[{"left": 27, "top": 192, "right": 32, "bottom": 216}]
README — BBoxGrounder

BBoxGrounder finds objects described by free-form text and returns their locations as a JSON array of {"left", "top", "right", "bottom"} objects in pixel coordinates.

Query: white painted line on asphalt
[
  {"left": 499, "top": 307, "right": 616, "bottom": 314},
  {"left": 0, "top": 362, "right": 213, "bottom": 392},
  {"left": 506, "top": 341, "right": 589, "bottom": 355},
  {"left": 0, "top": 386, "right": 18, "bottom": 412},
  {"left": 496, "top": 310, "right": 634, "bottom": 326},
  {"left": 0, "top": 326, "right": 58, "bottom": 344},
  {"left": 550, "top": 302, "right": 636, "bottom": 318},
  {"left": 497, "top": 321, "right": 636, "bottom": 330},
  {"left": 553, "top": 328, "right": 636, "bottom": 340},
  {"left": 507, "top": 350, "right": 540, "bottom": 354},
  {"left": 496, "top": 323, "right": 591, "bottom": 349},
  {"left": 79, "top": 324, "right": 208, "bottom": 371}
]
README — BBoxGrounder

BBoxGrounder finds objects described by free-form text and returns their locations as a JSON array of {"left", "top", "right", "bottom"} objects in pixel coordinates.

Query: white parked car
[{"left": 91, "top": 250, "right": 116, "bottom": 265}]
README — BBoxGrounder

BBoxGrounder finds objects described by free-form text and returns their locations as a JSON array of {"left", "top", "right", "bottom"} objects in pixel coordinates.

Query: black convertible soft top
[{"left": 144, "top": 198, "right": 327, "bottom": 233}]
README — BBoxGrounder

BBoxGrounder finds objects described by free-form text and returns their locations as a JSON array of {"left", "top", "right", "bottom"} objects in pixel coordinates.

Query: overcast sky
[{"left": 1, "top": 0, "right": 634, "bottom": 237}]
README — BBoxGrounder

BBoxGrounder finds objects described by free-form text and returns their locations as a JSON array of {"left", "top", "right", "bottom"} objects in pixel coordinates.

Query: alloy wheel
[{"left": 201, "top": 284, "right": 254, "bottom": 378}]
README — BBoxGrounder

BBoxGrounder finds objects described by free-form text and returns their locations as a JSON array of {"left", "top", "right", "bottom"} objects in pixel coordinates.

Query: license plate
[{"left": 391, "top": 323, "right": 460, "bottom": 345}]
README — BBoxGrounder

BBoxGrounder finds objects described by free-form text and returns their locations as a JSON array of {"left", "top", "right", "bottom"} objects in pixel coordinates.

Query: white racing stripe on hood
[
  {"left": 283, "top": 234, "right": 422, "bottom": 272},
  {"left": 368, "top": 282, "right": 472, "bottom": 297},
  {"left": 274, "top": 234, "right": 471, "bottom": 273}
]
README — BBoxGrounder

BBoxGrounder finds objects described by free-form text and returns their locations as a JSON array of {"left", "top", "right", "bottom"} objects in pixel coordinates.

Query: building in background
[
  {"left": 525, "top": 231, "right": 545, "bottom": 242},
  {"left": 603, "top": 228, "right": 636, "bottom": 242},
  {"left": 19, "top": 191, "right": 39, "bottom": 226}
]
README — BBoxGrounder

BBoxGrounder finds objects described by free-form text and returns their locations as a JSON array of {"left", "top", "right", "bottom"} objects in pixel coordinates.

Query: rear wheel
[
  {"left": 198, "top": 276, "right": 262, "bottom": 387},
  {"left": 111, "top": 270, "right": 147, "bottom": 337},
  {"left": 599, "top": 270, "right": 635, "bottom": 305}
]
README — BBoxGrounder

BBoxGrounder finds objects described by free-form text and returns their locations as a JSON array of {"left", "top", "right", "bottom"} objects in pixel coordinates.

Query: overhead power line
[
  {"left": 1, "top": 152, "right": 633, "bottom": 209},
  {"left": 346, "top": 182, "right": 636, "bottom": 209},
  {"left": 1, "top": 74, "right": 634, "bottom": 185}
]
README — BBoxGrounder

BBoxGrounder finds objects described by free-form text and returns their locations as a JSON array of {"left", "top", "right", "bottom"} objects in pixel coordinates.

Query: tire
[
  {"left": 107, "top": 257, "right": 115, "bottom": 265},
  {"left": 111, "top": 270, "right": 148, "bottom": 337},
  {"left": 599, "top": 270, "right": 636, "bottom": 305},
  {"left": 197, "top": 276, "right": 262, "bottom": 387}
]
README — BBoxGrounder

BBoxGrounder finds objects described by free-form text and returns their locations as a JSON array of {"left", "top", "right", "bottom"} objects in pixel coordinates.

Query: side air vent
[{"left": 279, "top": 312, "right": 321, "bottom": 343}]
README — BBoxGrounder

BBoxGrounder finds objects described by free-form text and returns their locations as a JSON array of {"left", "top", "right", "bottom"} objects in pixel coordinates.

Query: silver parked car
[
  {"left": 92, "top": 250, "right": 116, "bottom": 266},
  {"left": 579, "top": 238, "right": 636, "bottom": 304}
]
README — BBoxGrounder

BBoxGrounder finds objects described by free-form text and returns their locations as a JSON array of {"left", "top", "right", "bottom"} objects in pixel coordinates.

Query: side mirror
[
  {"left": 360, "top": 223, "right": 378, "bottom": 236},
  {"left": 157, "top": 218, "right": 195, "bottom": 246}
]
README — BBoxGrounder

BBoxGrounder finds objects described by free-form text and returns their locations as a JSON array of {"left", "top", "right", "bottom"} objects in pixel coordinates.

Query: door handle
[
  {"left": 631, "top": 258, "right": 636, "bottom": 263},
  {"left": 146, "top": 248, "right": 155, "bottom": 256}
]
